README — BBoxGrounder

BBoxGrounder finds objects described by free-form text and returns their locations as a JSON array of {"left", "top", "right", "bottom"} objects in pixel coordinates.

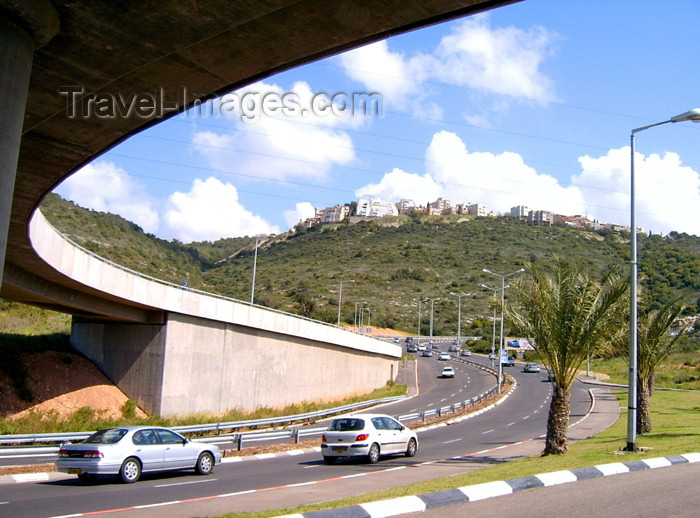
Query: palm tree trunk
[
  {"left": 637, "top": 375, "right": 654, "bottom": 435},
  {"left": 544, "top": 384, "right": 570, "bottom": 455}
]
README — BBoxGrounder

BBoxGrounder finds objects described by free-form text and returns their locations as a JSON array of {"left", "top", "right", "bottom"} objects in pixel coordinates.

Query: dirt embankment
[{"left": 0, "top": 350, "right": 146, "bottom": 421}]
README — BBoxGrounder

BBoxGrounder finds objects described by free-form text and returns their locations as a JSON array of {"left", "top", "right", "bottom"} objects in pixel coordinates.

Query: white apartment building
[
  {"left": 467, "top": 203, "right": 489, "bottom": 217},
  {"left": 356, "top": 197, "right": 399, "bottom": 218},
  {"left": 510, "top": 205, "right": 531, "bottom": 220}
]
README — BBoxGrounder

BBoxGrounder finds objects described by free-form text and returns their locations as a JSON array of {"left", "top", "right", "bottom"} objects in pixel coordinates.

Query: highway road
[{"left": 0, "top": 354, "right": 595, "bottom": 518}]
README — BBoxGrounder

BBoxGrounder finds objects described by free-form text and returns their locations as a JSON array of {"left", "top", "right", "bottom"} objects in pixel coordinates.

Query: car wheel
[
  {"left": 367, "top": 443, "right": 380, "bottom": 464},
  {"left": 323, "top": 456, "right": 337, "bottom": 465},
  {"left": 119, "top": 457, "right": 141, "bottom": 484},
  {"left": 405, "top": 438, "right": 417, "bottom": 457},
  {"left": 195, "top": 452, "right": 214, "bottom": 475}
]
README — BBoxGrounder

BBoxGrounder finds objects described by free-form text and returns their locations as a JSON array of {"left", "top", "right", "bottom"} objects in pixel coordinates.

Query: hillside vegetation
[{"left": 39, "top": 194, "right": 700, "bottom": 339}]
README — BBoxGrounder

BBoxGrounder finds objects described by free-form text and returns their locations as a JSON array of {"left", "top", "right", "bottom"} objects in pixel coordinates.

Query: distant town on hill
[{"left": 40, "top": 193, "right": 700, "bottom": 343}]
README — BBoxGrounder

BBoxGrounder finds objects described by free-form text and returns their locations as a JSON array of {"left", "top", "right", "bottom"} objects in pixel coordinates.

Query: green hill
[{"left": 39, "top": 194, "right": 700, "bottom": 338}]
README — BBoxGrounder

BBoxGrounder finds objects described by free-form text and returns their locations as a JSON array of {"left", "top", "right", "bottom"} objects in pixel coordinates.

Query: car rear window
[
  {"left": 84, "top": 428, "right": 127, "bottom": 444},
  {"left": 329, "top": 418, "right": 365, "bottom": 431}
]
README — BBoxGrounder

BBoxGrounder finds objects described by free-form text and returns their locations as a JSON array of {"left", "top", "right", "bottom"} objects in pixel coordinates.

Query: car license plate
[
  {"left": 68, "top": 468, "right": 83, "bottom": 474},
  {"left": 333, "top": 446, "right": 347, "bottom": 452}
]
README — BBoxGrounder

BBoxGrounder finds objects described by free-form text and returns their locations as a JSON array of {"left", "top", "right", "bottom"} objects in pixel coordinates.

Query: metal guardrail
[
  {"left": 0, "top": 356, "right": 500, "bottom": 457},
  {"left": 0, "top": 395, "right": 406, "bottom": 447}
]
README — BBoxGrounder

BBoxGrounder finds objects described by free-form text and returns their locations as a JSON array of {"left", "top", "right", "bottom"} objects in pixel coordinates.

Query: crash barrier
[{"left": 0, "top": 356, "right": 500, "bottom": 455}]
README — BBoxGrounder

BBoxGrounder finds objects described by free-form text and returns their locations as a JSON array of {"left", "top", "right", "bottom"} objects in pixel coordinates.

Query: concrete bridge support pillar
[{"left": 0, "top": 1, "right": 58, "bottom": 285}]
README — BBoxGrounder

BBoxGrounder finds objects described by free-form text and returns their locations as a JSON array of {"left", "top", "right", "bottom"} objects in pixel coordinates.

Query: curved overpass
[{"left": 0, "top": 0, "right": 517, "bottom": 415}]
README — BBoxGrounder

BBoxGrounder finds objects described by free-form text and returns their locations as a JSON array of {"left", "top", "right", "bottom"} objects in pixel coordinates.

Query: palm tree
[
  {"left": 607, "top": 296, "right": 686, "bottom": 434},
  {"left": 507, "top": 259, "right": 628, "bottom": 455}
]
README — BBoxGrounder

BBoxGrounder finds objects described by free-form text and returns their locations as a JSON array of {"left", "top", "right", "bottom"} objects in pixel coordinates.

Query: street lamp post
[
  {"left": 337, "top": 279, "right": 355, "bottom": 328},
  {"left": 250, "top": 235, "right": 259, "bottom": 305},
  {"left": 626, "top": 108, "right": 700, "bottom": 451},
  {"left": 414, "top": 298, "right": 426, "bottom": 344},
  {"left": 483, "top": 268, "right": 525, "bottom": 392},
  {"left": 360, "top": 307, "right": 373, "bottom": 334},
  {"left": 481, "top": 283, "right": 507, "bottom": 370},
  {"left": 426, "top": 298, "right": 440, "bottom": 344},
  {"left": 450, "top": 292, "right": 472, "bottom": 347},
  {"left": 354, "top": 301, "right": 367, "bottom": 333}
]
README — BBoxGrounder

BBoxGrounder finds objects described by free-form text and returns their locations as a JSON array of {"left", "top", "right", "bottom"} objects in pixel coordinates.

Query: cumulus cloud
[
  {"left": 356, "top": 131, "right": 585, "bottom": 216},
  {"left": 192, "top": 80, "right": 356, "bottom": 184},
  {"left": 339, "top": 40, "right": 428, "bottom": 108},
  {"left": 430, "top": 15, "right": 558, "bottom": 103},
  {"left": 355, "top": 168, "right": 441, "bottom": 206},
  {"left": 163, "top": 177, "right": 279, "bottom": 242},
  {"left": 355, "top": 131, "right": 700, "bottom": 237},
  {"left": 54, "top": 160, "right": 160, "bottom": 234},
  {"left": 337, "top": 14, "right": 558, "bottom": 117},
  {"left": 283, "top": 202, "right": 317, "bottom": 229},
  {"left": 424, "top": 131, "right": 584, "bottom": 214},
  {"left": 574, "top": 147, "right": 700, "bottom": 236}
]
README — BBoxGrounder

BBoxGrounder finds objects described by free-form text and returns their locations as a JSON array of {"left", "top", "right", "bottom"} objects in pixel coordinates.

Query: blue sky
[{"left": 55, "top": 0, "right": 700, "bottom": 242}]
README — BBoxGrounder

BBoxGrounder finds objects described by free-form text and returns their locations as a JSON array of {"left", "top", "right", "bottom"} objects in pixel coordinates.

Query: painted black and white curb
[{"left": 277, "top": 452, "right": 700, "bottom": 518}]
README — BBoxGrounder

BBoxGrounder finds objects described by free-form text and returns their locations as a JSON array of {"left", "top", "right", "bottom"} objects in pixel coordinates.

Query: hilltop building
[
  {"left": 356, "top": 197, "right": 399, "bottom": 218},
  {"left": 467, "top": 203, "right": 490, "bottom": 217},
  {"left": 318, "top": 205, "right": 350, "bottom": 224},
  {"left": 510, "top": 205, "right": 531, "bottom": 220},
  {"left": 427, "top": 197, "right": 451, "bottom": 215},
  {"left": 396, "top": 199, "right": 417, "bottom": 214}
]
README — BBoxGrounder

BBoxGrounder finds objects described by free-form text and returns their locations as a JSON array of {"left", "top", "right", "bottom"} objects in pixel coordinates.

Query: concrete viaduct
[{"left": 0, "top": 0, "right": 516, "bottom": 416}]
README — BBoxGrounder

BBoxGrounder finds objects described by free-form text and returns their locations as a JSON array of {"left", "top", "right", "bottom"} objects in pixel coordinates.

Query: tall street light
[
  {"left": 250, "top": 234, "right": 260, "bottom": 305},
  {"left": 483, "top": 268, "right": 525, "bottom": 392},
  {"left": 450, "top": 292, "right": 472, "bottom": 347},
  {"left": 426, "top": 298, "right": 440, "bottom": 344},
  {"left": 481, "top": 283, "right": 508, "bottom": 370},
  {"left": 627, "top": 108, "right": 700, "bottom": 451},
  {"left": 360, "top": 307, "right": 374, "bottom": 333},
  {"left": 354, "top": 301, "right": 367, "bottom": 333},
  {"left": 416, "top": 298, "right": 428, "bottom": 344},
  {"left": 337, "top": 279, "right": 355, "bottom": 328}
]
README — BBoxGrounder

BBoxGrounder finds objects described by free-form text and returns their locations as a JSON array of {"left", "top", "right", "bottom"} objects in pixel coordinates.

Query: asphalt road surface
[{"left": 1, "top": 355, "right": 599, "bottom": 518}]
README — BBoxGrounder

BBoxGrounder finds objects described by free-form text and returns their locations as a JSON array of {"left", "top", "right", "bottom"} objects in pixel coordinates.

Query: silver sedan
[{"left": 56, "top": 426, "right": 222, "bottom": 483}]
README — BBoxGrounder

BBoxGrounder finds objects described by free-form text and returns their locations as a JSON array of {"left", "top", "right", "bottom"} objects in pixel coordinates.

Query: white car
[
  {"left": 441, "top": 366, "right": 455, "bottom": 378},
  {"left": 321, "top": 413, "right": 418, "bottom": 464},
  {"left": 460, "top": 349, "right": 472, "bottom": 356},
  {"left": 56, "top": 426, "right": 222, "bottom": 483},
  {"left": 438, "top": 352, "right": 451, "bottom": 361}
]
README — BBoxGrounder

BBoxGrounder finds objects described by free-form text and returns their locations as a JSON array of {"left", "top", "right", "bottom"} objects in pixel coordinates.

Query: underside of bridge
[
  {"left": 0, "top": 0, "right": 517, "bottom": 416},
  {"left": 1, "top": 0, "right": 518, "bottom": 317}
]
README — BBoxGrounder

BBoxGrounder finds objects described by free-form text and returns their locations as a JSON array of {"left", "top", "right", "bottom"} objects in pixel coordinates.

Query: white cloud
[
  {"left": 354, "top": 131, "right": 586, "bottom": 215},
  {"left": 283, "top": 202, "right": 317, "bottom": 229},
  {"left": 431, "top": 15, "right": 558, "bottom": 103},
  {"left": 355, "top": 168, "right": 440, "bottom": 206},
  {"left": 192, "top": 80, "right": 356, "bottom": 185},
  {"left": 355, "top": 132, "right": 700, "bottom": 237},
  {"left": 337, "top": 15, "right": 558, "bottom": 117},
  {"left": 339, "top": 40, "right": 426, "bottom": 107},
  {"left": 425, "top": 131, "right": 584, "bottom": 215},
  {"left": 574, "top": 147, "right": 700, "bottom": 236},
  {"left": 54, "top": 160, "right": 160, "bottom": 234},
  {"left": 163, "top": 177, "right": 279, "bottom": 242}
]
